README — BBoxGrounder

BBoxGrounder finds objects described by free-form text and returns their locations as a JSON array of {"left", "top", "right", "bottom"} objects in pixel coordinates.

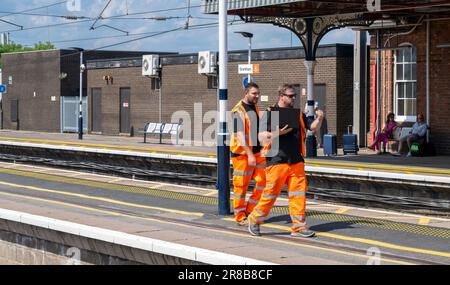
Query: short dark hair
[
  {"left": 278, "top": 84, "right": 295, "bottom": 97},
  {"left": 245, "top": 82, "right": 260, "bottom": 93}
]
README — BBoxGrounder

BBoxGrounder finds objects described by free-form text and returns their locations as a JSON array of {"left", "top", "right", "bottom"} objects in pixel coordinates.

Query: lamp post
[
  {"left": 235, "top": 31, "right": 253, "bottom": 84},
  {"left": 70, "top": 47, "right": 85, "bottom": 140},
  {"left": 218, "top": 0, "right": 230, "bottom": 216}
]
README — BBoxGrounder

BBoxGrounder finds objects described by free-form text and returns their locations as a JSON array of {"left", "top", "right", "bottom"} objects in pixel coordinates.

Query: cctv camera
[{"left": 80, "top": 64, "right": 86, "bottom": 71}]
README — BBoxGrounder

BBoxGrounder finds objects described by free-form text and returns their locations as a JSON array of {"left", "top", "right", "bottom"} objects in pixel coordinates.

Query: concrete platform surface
[{"left": 0, "top": 162, "right": 448, "bottom": 265}]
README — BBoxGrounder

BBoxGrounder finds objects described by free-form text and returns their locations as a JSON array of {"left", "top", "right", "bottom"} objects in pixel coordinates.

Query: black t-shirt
[
  {"left": 262, "top": 105, "right": 313, "bottom": 166},
  {"left": 232, "top": 101, "right": 262, "bottom": 156}
]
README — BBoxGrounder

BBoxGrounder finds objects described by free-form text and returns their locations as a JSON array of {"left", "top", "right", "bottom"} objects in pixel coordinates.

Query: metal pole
[
  {"left": 248, "top": 36, "right": 252, "bottom": 83},
  {"left": 426, "top": 18, "right": 430, "bottom": 142},
  {"left": 218, "top": 0, "right": 230, "bottom": 215},
  {"left": 79, "top": 51, "right": 84, "bottom": 140},
  {"left": 304, "top": 60, "right": 317, "bottom": 157}
]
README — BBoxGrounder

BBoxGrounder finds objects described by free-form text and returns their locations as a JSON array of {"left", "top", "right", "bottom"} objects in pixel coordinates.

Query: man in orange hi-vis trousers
[
  {"left": 230, "top": 82, "right": 266, "bottom": 226},
  {"left": 248, "top": 84, "right": 324, "bottom": 238}
]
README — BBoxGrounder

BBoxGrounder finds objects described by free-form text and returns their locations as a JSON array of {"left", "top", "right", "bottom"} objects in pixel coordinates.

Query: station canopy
[{"left": 203, "top": 0, "right": 450, "bottom": 19}]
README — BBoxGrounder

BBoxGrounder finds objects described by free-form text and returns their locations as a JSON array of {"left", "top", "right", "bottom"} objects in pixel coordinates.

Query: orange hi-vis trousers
[
  {"left": 249, "top": 162, "right": 308, "bottom": 232},
  {"left": 231, "top": 152, "right": 266, "bottom": 223}
]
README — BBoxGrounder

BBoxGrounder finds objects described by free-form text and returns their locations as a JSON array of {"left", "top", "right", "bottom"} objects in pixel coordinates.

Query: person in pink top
[{"left": 368, "top": 113, "right": 399, "bottom": 154}]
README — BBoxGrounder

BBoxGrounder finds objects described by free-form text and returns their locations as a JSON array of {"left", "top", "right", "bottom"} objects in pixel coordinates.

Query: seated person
[
  {"left": 394, "top": 113, "right": 428, "bottom": 157},
  {"left": 368, "top": 112, "right": 399, "bottom": 154}
]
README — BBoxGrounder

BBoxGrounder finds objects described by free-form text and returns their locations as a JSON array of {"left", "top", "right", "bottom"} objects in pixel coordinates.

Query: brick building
[
  {"left": 0, "top": 49, "right": 169, "bottom": 133},
  {"left": 368, "top": 18, "right": 450, "bottom": 155},
  {"left": 86, "top": 44, "right": 354, "bottom": 145}
]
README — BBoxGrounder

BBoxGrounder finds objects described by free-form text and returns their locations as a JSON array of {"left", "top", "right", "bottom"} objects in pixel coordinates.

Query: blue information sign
[
  {"left": 0, "top": 85, "right": 6, "bottom": 93},
  {"left": 242, "top": 76, "right": 253, "bottom": 89}
]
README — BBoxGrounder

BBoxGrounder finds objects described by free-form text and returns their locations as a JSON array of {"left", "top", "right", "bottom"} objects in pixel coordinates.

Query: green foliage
[{"left": 0, "top": 41, "right": 55, "bottom": 67}]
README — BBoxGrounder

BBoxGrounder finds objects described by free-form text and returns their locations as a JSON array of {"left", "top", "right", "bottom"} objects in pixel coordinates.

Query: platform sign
[
  {"left": 242, "top": 76, "right": 252, "bottom": 89},
  {"left": 0, "top": 85, "right": 6, "bottom": 93},
  {"left": 238, "top": 64, "right": 260, "bottom": 75},
  {"left": 253, "top": 64, "right": 260, "bottom": 74}
]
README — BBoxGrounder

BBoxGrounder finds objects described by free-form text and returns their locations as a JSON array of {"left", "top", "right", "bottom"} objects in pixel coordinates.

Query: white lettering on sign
[{"left": 123, "top": 103, "right": 129, "bottom": 108}]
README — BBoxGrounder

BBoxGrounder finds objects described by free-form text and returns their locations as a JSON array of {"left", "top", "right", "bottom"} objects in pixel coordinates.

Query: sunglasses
[{"left": 283, "top": 93, "right": 297, "bottom": 99}]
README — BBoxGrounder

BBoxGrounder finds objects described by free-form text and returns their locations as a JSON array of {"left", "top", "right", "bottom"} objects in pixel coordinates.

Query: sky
[{"left": 0, "top": 0, "right": 356, "bottom": 53}]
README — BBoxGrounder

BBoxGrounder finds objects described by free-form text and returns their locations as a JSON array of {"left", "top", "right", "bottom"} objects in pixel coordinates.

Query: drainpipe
[{"left": 376, "top": 30, "right": 381, "bottom": 136}]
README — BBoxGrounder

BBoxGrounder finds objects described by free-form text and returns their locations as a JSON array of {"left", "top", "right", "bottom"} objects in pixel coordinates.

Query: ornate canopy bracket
[{"left": 241, "top": 14, "right": 373, "bottom": 61}]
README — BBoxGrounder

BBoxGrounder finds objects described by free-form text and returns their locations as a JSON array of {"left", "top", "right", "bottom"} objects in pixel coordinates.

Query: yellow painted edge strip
[
  {"left": 319, "top": 232, "right": 450, "bottom": 259},
  {"left": 1, "top": 137, "right": 448, "bottom": 175},
  {"left": 0, "top": 192, "right": 414, "bottom": 265},
  {"left": 205, "top": 191, "right": 218, "bottom": 197},
  {"left": 305, "top": 159, "right": 450, "bottom": 176},
  {"left": 335, "top": 208, "right": 350, "bottom": 214},
  {"left": 223, "top": 218, "right": 450, "bottom": 260},
  {"left": 418, "top": 218, "right": 431, "bottom": 226},
  {"left": 0, "top": 181, "right": 204, "bottom": 217},
  {"left": 0, "top": 137, "right": 215, "bottom": 158}
]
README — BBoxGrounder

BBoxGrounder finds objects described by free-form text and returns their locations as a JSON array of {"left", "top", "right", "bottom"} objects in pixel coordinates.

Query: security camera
[{"left": 80, "top": 64, "right": 86, "bottom": 72}]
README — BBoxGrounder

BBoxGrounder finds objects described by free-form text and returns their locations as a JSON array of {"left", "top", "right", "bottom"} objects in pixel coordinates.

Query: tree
[{"left": 0, "top": 41, "right": 55, "bottom": 67}]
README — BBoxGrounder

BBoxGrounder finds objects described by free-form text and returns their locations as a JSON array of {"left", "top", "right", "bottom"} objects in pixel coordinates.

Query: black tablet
[{"left": 270, "top": 107, "right": 301, "bottom": 129}]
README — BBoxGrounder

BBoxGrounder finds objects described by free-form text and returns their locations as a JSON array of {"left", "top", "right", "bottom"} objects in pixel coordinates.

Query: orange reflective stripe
[{"left": 230, "top": 101, "right": 260, "bottom": 155}]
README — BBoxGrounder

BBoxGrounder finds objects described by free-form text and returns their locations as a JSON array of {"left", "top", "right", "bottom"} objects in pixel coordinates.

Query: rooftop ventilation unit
[
  {"left": 198, "top": 51, "right": 217, "bottom": 75},
  {"left": 142, "top": 54, "right": 160, "bottom": 77}
]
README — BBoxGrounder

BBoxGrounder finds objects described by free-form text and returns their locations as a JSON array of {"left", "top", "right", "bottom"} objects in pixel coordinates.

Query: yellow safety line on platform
[
  {"left": 307, "top": 160, "right": 450, "bottom": 176},
  {"left": 0, "top": 191, "right": 414, "bottom": 265},
  {"left": 419, "top": 218, "right": 431, "bottom": 226},
  {"left": 0, "top": 181, "right": 204, "bottom": 217},
  {"left": 224, "top": 219, "right": 450, "bottom": 260},
  {"left": 1, "top": 137, "right": 449, "bottom": 175},
  {"left": 0, "top": 137, "right": 215, "bottom": 158},
  {"left": 205, "top": 191, "right": 218, "bottom": 197},
  {"left": 0, "top": 166, "right": 449, "bottom": 240},
  {"left": 335, "top": 208, "right": 350, "bottom": 214}
]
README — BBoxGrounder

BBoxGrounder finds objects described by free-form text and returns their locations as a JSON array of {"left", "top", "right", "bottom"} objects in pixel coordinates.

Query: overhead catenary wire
[
  {"left": 50, "top": 18, "right": 245, "bottom": 44},
  {"left": 0, "top": 0, "right": 260, "bottom": 35},
  {"left": 0, "top": 0, "right": 67, "bottom": 19},
  {"left": 2, "top": 19, "right": 245, "bottom": 69},
  {"left": 90, "top": 0, "right": 113, "bottom": 30}
]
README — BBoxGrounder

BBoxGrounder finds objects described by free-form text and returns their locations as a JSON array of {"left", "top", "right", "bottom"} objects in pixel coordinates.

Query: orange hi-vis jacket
[
  {"left": 230, "top": 101, "right": 261, "bottom": 156},
  {"left": 262, "top": 106, "right": 307, "bottom": 161}
]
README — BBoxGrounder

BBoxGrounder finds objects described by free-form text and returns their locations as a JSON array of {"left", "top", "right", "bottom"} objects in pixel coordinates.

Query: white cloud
[{"left": 1, "top": 0, "right": 355, "bottom": 52}]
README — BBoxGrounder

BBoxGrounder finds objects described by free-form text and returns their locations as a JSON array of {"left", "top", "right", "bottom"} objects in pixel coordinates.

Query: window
[{"left": 394, "top": 45, "right": 417, "bottom": 122}]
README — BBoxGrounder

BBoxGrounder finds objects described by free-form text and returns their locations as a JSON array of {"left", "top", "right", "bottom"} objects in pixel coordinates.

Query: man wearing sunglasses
[{"left": 248, "top": 84, "right": 324, "bottom": 238}]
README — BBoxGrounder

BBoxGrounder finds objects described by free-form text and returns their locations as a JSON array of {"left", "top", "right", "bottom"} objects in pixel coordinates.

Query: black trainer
[
  {"left": 248, "top": 220, "right": 261, "bottom": 236},
  {"left": 291, "top": 228, "right": 316, "bottom": 238}
]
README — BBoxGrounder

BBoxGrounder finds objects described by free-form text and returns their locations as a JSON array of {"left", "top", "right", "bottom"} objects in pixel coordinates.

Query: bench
[
  {"left": 387, "top": 127, "right": 412, "bottom": 152},
  {"left": 141, "top": 123, "right": 182, "bottom": 144}
]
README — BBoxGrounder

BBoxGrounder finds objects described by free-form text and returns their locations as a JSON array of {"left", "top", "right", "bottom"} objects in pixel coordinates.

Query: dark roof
[{"left": 86, "top": 44, "right": 353, "bottom": 70}]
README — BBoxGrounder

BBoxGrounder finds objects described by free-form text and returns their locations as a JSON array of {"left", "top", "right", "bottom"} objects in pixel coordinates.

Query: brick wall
[
  {"left": 2, "top": 50, "right": 61, "bottom": 132},
  {"left": 87, "top": 55, "right": 353, "bottom": 144},
  {"left": 369, "top": 19, "right": 450, "bottom": 154}
]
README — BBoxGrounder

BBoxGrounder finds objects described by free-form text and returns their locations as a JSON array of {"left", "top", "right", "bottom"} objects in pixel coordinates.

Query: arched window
[{"left": 394, "top": 44, "right": 417, "bottom": 122}]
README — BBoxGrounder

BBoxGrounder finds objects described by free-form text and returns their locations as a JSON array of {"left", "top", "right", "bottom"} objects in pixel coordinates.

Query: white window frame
[{"left": 393, "top": 43, "right": 417, "bottom": 123}]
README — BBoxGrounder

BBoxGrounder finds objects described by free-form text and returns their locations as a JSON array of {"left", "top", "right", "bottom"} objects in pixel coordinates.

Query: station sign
[
  {"left": 238, "top": 64, "right": 260, "bottom": 75},
  {"left": 0, "top": 85, "right": 6, "bottom": 93}
]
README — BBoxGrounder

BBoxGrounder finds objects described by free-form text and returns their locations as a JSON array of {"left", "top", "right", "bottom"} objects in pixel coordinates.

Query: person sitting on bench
[
  {"left": 394, "top": 113, "right": 428, "bottom": 157},
  {"left": 368, "top": 112, "right": 399, "bottom": 154}
]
